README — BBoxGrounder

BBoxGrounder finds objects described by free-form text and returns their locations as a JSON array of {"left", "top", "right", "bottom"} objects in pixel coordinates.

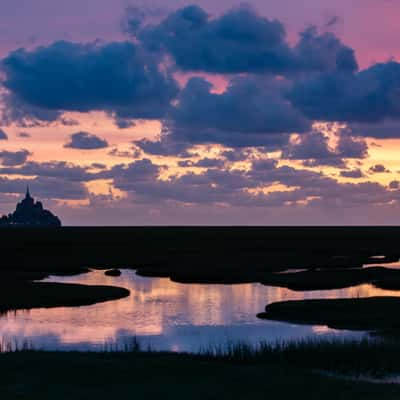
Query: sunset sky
[{"left": 1, "top": 0, "right": 400, "bottom": 225}]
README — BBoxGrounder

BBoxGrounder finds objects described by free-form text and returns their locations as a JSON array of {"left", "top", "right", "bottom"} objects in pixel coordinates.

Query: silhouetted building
[{"left": 0, "top": 187, "right": 61, "bottom": 227}]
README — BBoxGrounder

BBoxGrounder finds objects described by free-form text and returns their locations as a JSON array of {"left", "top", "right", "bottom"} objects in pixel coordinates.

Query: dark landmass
[
  {"left": 258, "top": 297, "right": 400, "bottom": 331},
  {"left": 104, "top": 269, "right": 122, "bottom": 277},
  {"left": 0, "top": 227, "right": 399, "bottom": 275},
  {"left": 0, "top": 281, "right": 129, "bottom": 312},
  {"left": 0, "top": 265, "right": 129, "bottom": 312},
  {"left": 260, "top": 267, "right": 400, "bottom": 291},
  {"left": 1, "top": 226, "right": 400, "bottom": 312},
  {"left": 0, "top": 188, "right": 61, "bottom": 227},
  {"left": 1, "top": 350, "right": 400, "bottom": 400}
]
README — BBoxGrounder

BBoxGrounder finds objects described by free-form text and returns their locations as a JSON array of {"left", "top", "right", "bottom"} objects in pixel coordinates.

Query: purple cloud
[{"left": 64, "top": 132, "right": 109, "bottom": 150}]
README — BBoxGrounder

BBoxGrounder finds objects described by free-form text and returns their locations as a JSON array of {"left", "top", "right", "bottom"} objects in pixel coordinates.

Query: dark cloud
[
  {"left": 104, "top": 157, "right": 399, "bottom": 209},
  {"left": 178, "top": 158, "right": 225, "bottom": 168},
  {"left": 0, "top": 149, "right": 31, "bottom": 166},
  {"left": 64, "top": 131, "right": 109, "bottom": 150},
  {"left": 389, "top": 181, "right": 400, "bottom": 190},
  {"left": 302, "top": 158, "right": 346, "bottom": 168},
  {"left": 175, "top": 77, "right": 309, "bottom": 134},
  {"left": 221, "top": 148, "right": 255, "bottom": 162},
  {"left": 114, "top": 117, "right": 136, "bottom": 129},
  {"left": 18, "top": 131, "right": 31, "bottom": 138},
  {"left": 121, "top": 6, "right": 166, "bottom": 37},
  {"left": 0, "top": 161, "right": 95, "bottom": 182},
  {"left": 294, "top": 26, "right": 357, "bottom": 73},
  {"left": 133, "top": 5, "right": 356, "bottom": 74},
  {"left": 133, "top": 136, "right": 193, "bottom": 157},
  {"left": 349, "top": 120, "right": 400, "bottom": 139},
  {"left": 1, "top": 92, "right": 62, "bottom": 128},
  {"left": 0, "top": 92, "right": 63, "bottom": 127},
  {"left": 283, "top": 131, "right": 336, "bottom": 160},
  {"left": 102, "top": 159, "right": 165, "bottom": 192},
  {"left": 289, "top": 62, "right": 400, "bottom": 124},
  {"left": 158, "top": 76, "right": 309, "bottom": 152},
  {"left": 108, "top": 147, "right": 142, "bottom": 158},
  {"left": 0, "top": 129, "right": 8, "bottom": 140},
  {"left": 91, "top": 163, "right": 107, "bottom": 170},
  {"left": 0, "top": 154, "right": 381, "bottom": 211},
  {"left": 369, "top": 164, "right": 390, "bottom": 174},
  {"left": 249, "top": 161, "right": 334, "bottom": 189},
  {"left": 59, "top": 117, "right": 80, "bottom": 126},
  {"left": 336, "top": 133, "right": 368, "bottom": 158},
  {"left": 325, "top": 16, "right": 340, "bottom": 28},
  {"left": 1, "top": 40, "right": 179, "bottom": 124},
  {"left": 340, "top": 169, "right": 364, "bottom": 179},
  {"left": 0, "top": 176, "right": 88, "bottom": 200},
  {"left": 282, "top": 130, "right": 368, "bottom": 167}
]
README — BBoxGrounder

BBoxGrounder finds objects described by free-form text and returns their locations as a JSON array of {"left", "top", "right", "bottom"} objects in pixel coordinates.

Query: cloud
[
  {"left": 102, "top": 157, "right": 400, "bottom": 210},
  {"left": 325, "top": 16, "right": 341, "bottom": 28},
  {"left": 1, "top": 40, "right": 179, "bottom": 124},
  {"left": 283, "top": 131, "right": 337, "bottom": 160},
  {"left": 64, "top": 131, "right": 109, "bottom": 150},
  {"left": 178, "top": 157, "right": 225, "bottom": 168},
  {"left": 0, "top": 154, "right": 393, "bottom": 211},
  {"left": 289, "top": 61, "right": 400, "bottom": 124},
  {"left": 294, "top": 26, "right": 357, "bottom": 73},
  {"left": 154, "top": 76, "right": 310, "bottom": 152},
  {"left": 0, "top": 129, "right": 8, "bottom": 140},
  {"left": 114, "top": 117, "right": 136, "bottom": 129},
  {"left": 369, "top": 164, "right": 390, "bottom": 173},
  {"left": 340, "top": 169, "right": 364, "bottom": 178},
  {"left": 0, "top": 161, "right": 95, "bottom": 182},
  {"left": 108, "top": 146, "right": 142, "bottom": 158},
  {"left": 349, "top": 119, "right": 400, "bottom": 139},
  {"left": 175, "top": 77, "right": 309, "bottom": 134},
  {"left": 133, "top": 5, "right": 357, "bottom": 74},
  {"left": 0, "top": 149, "right": 31, "bottom": 166},
  {"left": 18, "top": 132, "right": 31, "bottom": 138},
  {"left": 0, "top": 176, "right": 88, "bottom": 200},
  {"left": 282, "top": 130, "right": 368, "bottom": 167},
  {"left": 389, "top": 181, "right": 400, "bottom": 190},
  {"left": 336, "top": 133, "right": 368, "bottom": 158},
  {"left": 133, "top": 135, "right": 193, "bottom": 157},
  {"left": 0, "top": 92, "right": 63, "bottom": 127},
  {"left": 221, "top": 149, "right": 255, "bottom": 162},
  {"left": 101, "top": 158, "right": 164, "bottom": 191}
]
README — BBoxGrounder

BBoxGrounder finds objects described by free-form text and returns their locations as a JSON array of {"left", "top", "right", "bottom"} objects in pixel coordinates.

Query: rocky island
[{"left": 0, "top": 187, "right": 61, "bottom": 227}]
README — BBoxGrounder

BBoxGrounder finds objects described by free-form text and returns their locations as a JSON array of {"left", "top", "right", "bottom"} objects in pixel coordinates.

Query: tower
[
  {"left": 25, "top": 185, "right": 32, "bottom": 200},
  {"left": 22, "top": 185, "right": 34, "bottom": 206}
]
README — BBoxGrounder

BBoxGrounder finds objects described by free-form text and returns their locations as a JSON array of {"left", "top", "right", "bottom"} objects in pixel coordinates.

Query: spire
[{"left": 25, "top": 185, "right": 33, "bottom": 201}]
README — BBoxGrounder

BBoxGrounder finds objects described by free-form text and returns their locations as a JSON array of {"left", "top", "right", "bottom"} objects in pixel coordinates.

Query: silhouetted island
[{"left": 0, "top": 187, "right": 61, "bottom": 227}]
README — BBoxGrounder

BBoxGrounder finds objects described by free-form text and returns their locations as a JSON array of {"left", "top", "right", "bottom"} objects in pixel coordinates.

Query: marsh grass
[
  {"left": 198, "top": 337, "right": 400, "bottom": 378},
  {"left": 102, "top": 336, "right": 142, "bottom": 352},
  {"left": 0, "top": 336, "right": 32, "bottom": 353},
  {"left": 3, "top": 335, "right": 400, "bottom": 378}
]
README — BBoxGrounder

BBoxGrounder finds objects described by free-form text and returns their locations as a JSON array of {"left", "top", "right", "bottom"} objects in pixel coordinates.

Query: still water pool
[{"left": 2, "top": 268, "right": 399, "bottom": 352}]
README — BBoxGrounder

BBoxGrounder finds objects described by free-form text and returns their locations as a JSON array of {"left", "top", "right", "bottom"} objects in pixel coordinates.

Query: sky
[{"left": 1, "top": 0, "right": 400, "bottom": 225}]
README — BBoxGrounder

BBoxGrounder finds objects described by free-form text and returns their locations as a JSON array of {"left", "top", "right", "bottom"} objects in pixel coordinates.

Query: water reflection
[{"left": 2, "top": 269, "right": 399, "bottom": 352}]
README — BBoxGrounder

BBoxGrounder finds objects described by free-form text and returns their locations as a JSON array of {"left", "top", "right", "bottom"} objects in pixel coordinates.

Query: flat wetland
[
  {"left": 3, "top": 226, "right": 400, "bottom": 398},
  {"left": 3, "top": 347, "right": 400, "bottom": 400}
]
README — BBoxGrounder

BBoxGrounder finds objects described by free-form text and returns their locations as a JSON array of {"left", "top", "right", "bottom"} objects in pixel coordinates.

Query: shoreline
[{"left": 2, "top": 341, "right": 400, "bottom": 399}]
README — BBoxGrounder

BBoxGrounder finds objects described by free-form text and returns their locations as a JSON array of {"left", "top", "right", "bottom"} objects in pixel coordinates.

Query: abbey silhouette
[{"left": 0, "top": 187, "right": 61, "bottom": 227}]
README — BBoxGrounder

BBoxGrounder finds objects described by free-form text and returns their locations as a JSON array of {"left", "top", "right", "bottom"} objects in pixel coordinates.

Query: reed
[{"left": 4, "top": 334, "right": 400, "bottom": 377}]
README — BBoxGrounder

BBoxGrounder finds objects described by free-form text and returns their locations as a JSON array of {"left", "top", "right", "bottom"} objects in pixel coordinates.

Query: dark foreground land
[
  {"left": 2, "top": 226, "right": 400, "bottom": 314},
  {"left": 2, "top": 226, "right": 400, "bottom": 273},
  {"left": 0, "top": 281, "right": 129, "bottom": 312},
  {"left": 258, "top": 297, "right": 400, "bottom": 332},
  {"left": 3, "top": 227, "right": 400, "bottom": 397},
  {"left": 2, "top": 349, "right": 400, "bottom": 400}
]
